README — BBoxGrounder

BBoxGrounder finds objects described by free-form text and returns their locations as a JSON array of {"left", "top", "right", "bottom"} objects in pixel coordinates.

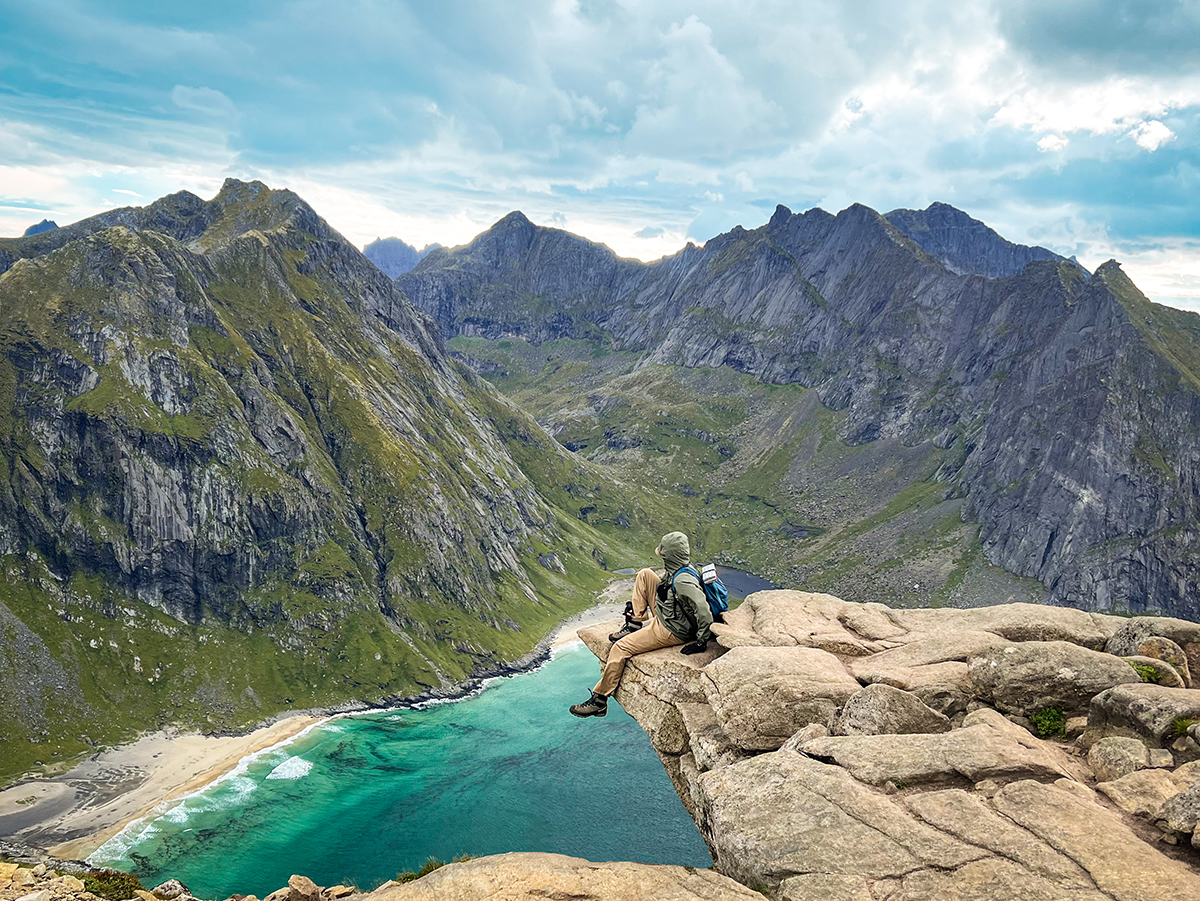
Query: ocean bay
[{"left": 90, "top": 644, "right": 710, "bottom": 898}]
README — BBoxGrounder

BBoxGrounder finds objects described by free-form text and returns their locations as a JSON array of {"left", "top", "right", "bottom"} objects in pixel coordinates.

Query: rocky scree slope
[
  {"left": 0, "top": 180, "right": 633, "bottom": 782},
  {"left": 581, "top": 592, "right": 1200, "bottom": 899},
  {"left": 400, "top": 204, "right": 1200, "bottom": 619}
]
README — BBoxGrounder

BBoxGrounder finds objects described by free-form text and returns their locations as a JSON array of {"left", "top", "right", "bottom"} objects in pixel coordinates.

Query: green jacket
[{"left": 657, "top": 532, "right": 714, "bottom": 644}]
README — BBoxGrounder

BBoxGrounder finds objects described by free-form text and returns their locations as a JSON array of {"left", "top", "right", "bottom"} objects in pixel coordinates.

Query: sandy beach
[
  {"left": 0, "top": 584, "right": 633, "bottom": 864},
  {"left": 0, "top": 714, "right": 321, "bottom": 862}
]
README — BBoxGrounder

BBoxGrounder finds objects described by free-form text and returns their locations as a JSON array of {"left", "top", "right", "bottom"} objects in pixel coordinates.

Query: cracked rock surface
[{"left": 580, "top": 590, "right": 1200, "bottom": 899}]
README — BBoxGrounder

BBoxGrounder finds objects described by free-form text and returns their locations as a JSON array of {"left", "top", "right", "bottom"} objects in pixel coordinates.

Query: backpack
[{"left": 671, "top": 563, "right": 729, "bottom": 619}]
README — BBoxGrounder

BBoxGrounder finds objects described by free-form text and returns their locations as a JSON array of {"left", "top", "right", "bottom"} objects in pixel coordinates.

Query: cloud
[
  {"left": 171, "top": 85, "right": 236, "bottom": 117},
  {"left": 1130, "top": 120, "right": 1175, "bottom": 151},
  {"left": 0, "top": 0, "right": 1198, "bottom": 306},
  {"left": 1038, "top": 135, "right": 1069, "bottom": 152}
]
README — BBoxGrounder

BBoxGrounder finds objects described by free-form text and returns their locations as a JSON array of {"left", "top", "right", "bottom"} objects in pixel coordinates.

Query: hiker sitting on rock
[{"left": 570, "top": 531, "right": 713, "bottom": 718}]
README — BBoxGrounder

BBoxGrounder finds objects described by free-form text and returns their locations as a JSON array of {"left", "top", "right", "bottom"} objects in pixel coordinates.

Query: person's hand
[{"left": 681, "top": 640, "right": 708, "bottom": 655}]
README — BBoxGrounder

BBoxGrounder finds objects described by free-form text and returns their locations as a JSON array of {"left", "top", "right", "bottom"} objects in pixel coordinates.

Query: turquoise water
[{"left": 91, "top": 644, "right": 710, "bottom": 898}]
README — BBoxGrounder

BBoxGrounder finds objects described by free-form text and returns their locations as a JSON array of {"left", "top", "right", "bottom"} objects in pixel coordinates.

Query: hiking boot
[
  {"left": 569, "top": 691, "right": 608, "bottom": 718},
  {"left": 608, "top": 620, "right": 642, "bottom": 642}
]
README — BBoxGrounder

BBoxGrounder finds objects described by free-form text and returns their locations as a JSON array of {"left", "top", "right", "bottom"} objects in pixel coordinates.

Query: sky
[{"left": 2, "top": 0, "right": 1200, "bottom": 309}]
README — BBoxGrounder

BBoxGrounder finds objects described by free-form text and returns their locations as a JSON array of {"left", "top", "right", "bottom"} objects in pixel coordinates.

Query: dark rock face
[
  {"left": 885, "top": 202, "right": 1067, "bottom": 278},
  {"left": 0, "top": 180, "right": 569, "bottom": 665},
  {"left": 363, "top": 237, "right": 440, "bottom": 278},
  {"left": 21, "top": 219, "right": 57, "bottom": 237},
  {"left": 400, "top": 203, "right": 1200, "bottom": 619}
]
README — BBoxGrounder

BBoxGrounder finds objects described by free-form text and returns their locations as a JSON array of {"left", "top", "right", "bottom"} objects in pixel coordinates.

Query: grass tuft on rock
[
  {"left": 1029, "top": 706, "right": 1066, "bottom": 738},
  {"left": 395, "top": 855, "right": 473, "bottom": 884},
  {"left": 1127, "top": 660, "right": 1162, "bottom": 683}
]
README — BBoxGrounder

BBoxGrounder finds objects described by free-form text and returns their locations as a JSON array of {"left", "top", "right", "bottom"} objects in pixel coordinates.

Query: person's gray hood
[{"left": 656, "top": 531, "right": 691, "bottom": 573}]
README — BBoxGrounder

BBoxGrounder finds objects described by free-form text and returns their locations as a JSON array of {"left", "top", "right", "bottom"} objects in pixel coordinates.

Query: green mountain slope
[{"left": 0, "top": 181, "right": 659, "bottom": 784}]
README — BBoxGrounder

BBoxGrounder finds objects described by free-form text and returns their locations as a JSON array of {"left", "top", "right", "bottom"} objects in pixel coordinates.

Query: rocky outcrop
[
  {"left": 582, "top": 591, "right": 1200, "bottom": 898},
  {"left": 884, "top": 202, "right": 1067, "bottom": 278},
  {"left": 370, "top": 853, "right": 761, "bottom": 901},
  {"left": 402, "top": 203, "right": 1200, "bottom": 620}
]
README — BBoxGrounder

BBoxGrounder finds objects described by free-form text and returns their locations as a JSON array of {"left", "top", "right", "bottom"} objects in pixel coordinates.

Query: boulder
[
  {"left": 288, "top": 876, "right": 320, "bottom": 901},
  {"left": 11, "top": 870, "right": 35, "bottom": 888},
  {"left": 702, "top": 647, "right": 861, "bottom": 750},
  {"left": 886, "top": 604, "right": 1110, "bottom": 648},
  {"left": 846, "top": 661, "right": 971, "bottom": 694},
  {"left": 678, "top": 702, "right": 746, "bottom": 772},
  {"left": 780, "top": 723, "right": 830, "bottom": 753},
  {"left": 1129, "top": 636, "right": 1192, "bottom": 686},
  {"left": 894, "top": 859, "right": 1110, "bottom": 901},
  {"left": 994, "top": 780, "right": 1200, "bottom": 901},
  {"left": 777, "top": 874, "right": 872, "bottom": 901},
  {"left": 966, "top": 641, "right": 1139, "bottom": 716},
  {"left": 1123, "top": 655, "right": 1186, "bottom": 689},
  {"left": 839, "top": 604, "right": 908, "bottom": 641},
  {"left": 850, "top": 631, "right": 1011, "bottom": 671},
  {"left": 904, "top": 789, "right": 1091, "bottom": 885},
  {"left": 1087, "top": 736, "right": 1150, "bottom": 783},
  {"left": 1106, "top": 616, "right": 1200, "bottom": 683},
  {"left": 367, "top": 852, "right": 762, "bottom": 900},
  {"left": 14, "top": 891, "right": 51, "bottom": 901},
  {"left": 1095, "top": 769, "right": 1180, "bottom": 818},
  {"left": 698, "top": 752, "right": 986, "bottom": 889},
  {"left": 832, "top": 684, "right": 951, "bottom": 736},
  {"left": 801, "top": 708, "right": 1076, "bottom": 787},
  {"left": 153, "top": 881, "right": 191, "bottom": 901},
  {"left": 1087, "top": 683, "right": 1200, "bottom": 747},
  {"left": 911, "top": 685, "right": 969, "bottom": 718},
  {"left": 1160, "top": 781, "right": 1200, "bottom": 836},
  {"left": 56, "top": 876, "right": 86, "bottom": 892}
]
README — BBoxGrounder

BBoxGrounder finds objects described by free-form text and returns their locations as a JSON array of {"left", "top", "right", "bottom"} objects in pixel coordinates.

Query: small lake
[
  {"left": 90, "top": 645, "right": 709, "bottom": 899},
  {"left": 612, "top": 565, "right": 777, "bottom": 599}
]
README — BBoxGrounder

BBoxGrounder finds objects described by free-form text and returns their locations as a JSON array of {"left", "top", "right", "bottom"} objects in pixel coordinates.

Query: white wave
[{"left": 265, "top": 756, "right": 313, "bottom": 780}]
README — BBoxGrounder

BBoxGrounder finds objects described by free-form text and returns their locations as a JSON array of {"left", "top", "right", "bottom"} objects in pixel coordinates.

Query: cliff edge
[{"left": 581, "top": 593, "right": 1200, "bottom": 899}]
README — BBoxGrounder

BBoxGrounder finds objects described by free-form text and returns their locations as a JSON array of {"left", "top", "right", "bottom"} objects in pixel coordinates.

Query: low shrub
[
  {"left": 1127, "top": 660, "right": 1162, "bottom": 683},
  {"left": 83, "top": 869, "right": 145, "bottom": 901},
  {"left": 1030, "top": 707, "right": 1066, "bottom": 738}
]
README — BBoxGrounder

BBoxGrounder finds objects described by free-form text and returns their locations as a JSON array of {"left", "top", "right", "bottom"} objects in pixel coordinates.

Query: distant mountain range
[
  {"left": 363, "top": 236, "right": 442, "bottom": 278},
  {"left": 398, "top": 201, "right": 1200, "bottom": 621}
]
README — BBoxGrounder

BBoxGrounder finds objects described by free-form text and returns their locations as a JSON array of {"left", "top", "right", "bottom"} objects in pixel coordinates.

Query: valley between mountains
[{"left": 1, "top": 178, "right": 1198, "bottom": 796}]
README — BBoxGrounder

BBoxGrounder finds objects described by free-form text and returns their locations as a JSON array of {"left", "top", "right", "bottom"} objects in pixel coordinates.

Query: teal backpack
[{"left": 671, "top": 563, "right": 730, "bottom": 619}]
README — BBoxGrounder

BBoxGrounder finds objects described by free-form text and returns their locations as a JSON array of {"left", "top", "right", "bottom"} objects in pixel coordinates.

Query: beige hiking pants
[
  {"left": 628, "top": 567, "right": 660, "bottom": 622},
  {"left": 593, "top": 618, "right": 683, "bottom": 696}
]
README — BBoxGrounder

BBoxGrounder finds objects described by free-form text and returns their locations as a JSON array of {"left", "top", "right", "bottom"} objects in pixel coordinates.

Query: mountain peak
[
  {"left": 885, "top": 203, "right": 1066, "bottom": 278},
  {"left": 22, "top": 219, "right": 57, "bottom": 237},
  {"left": 496, "top": 210, "right": 534, "bottom": 229}
]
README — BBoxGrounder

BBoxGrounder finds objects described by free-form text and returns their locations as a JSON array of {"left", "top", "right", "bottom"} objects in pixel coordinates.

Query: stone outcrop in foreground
[{"left": 581, "top": 591, "right": 1200, "bottom": 900}]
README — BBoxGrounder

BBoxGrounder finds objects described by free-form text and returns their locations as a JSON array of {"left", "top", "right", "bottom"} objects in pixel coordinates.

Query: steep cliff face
[
  {"left": 0, "top": 180, "right": 633, "bottom": 781},
  {"left": 400, "top": 204, "right": 1200, "bottom": 619}
]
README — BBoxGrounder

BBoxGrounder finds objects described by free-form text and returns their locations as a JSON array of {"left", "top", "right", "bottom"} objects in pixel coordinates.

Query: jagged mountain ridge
[
  {"left": 398, "top": 203, "right": 1200, "bottom": 619},
  {"left": 363, "top": 236, "right": 441, "bottom": 278},
  {"left": 0, "top": 179, "right": 639, "bottom": 780},
  {"left": 884, "top": 201, "right": 1068, "bottom": 278}
]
